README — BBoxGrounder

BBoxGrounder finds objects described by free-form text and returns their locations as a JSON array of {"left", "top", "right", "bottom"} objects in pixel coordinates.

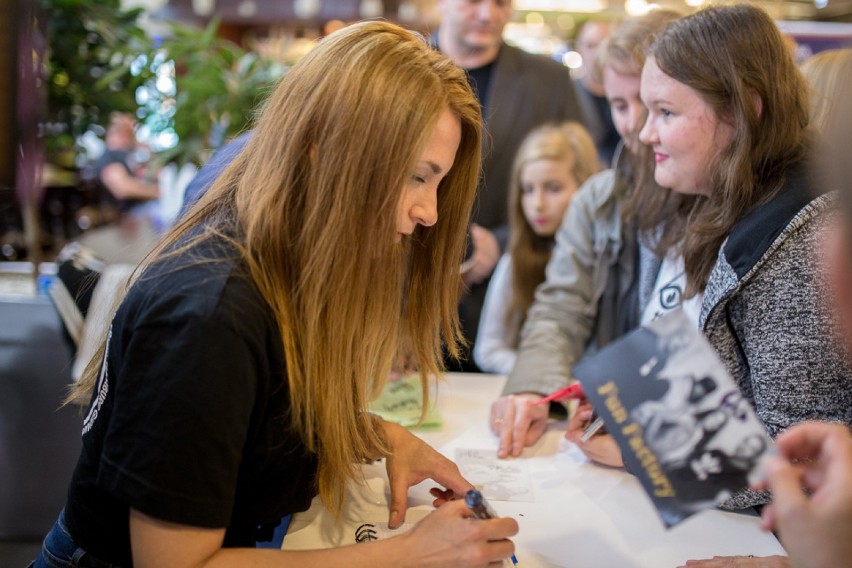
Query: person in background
[
  {"left": 754, "top": 422, "right": 852, "bottom": 568},
  {"left": 489, "top": 10, "right": 683, "bottom": 459},
  {"left": 31, "top": 22, "right": 518, "bottom": 568},
  {"left": 733, "top": 46, "right": 852, "bottom": 568},
  {"left": 74, "top": 113, "right": 163, "bottom": 265},
  {"left": 179, "top": 131, "right": 251, "bottom": 216},
  {"left": 618, "top": 7, "right": 850, "bottom": 567},
  {"left": 93, "top": 112, "right": 160, "bottom": 212},
  {"left": 474, "top": 122, "right": 600, "bottom": 374},
  {"left": 573, "top": 18, "right": 620, "bottom": 166},
  {"left": 434, "top": 0, "right": 586, "bottom": 371},
  {"left": 799, "top": 48, "right": 852, "bottom": 132}
]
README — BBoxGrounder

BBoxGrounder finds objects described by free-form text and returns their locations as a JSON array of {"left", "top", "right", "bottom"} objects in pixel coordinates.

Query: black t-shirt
[
  {"left": 92, "top": 149, "right": 147, "bottom": 212},
  {"left": 466, "top": 60, "right": 496, "bottom": 120},
  {"left": 64, "top": 233, "right": 318, "bottom": 566}
]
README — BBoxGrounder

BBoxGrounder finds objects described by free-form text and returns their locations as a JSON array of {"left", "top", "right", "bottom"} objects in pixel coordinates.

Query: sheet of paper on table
[{"left": 455, "top": 447, "right": 534, "bottom": 502}]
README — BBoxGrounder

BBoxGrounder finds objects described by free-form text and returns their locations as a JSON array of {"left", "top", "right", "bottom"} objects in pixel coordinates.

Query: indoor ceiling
[
  {"left": 151, "top": 0, "right": 852, "bottom": 28},
  {"left": 511, "top": 0, "right": 852, "bottom": 21}
]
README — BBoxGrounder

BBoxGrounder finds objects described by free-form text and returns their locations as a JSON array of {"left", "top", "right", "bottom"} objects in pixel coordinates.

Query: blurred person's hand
[
  {"left": 490, "top": 394, "right": 549, "bottom": 458},
  {"left": 565, "top": 401, "right": 623, "bottom": 468},
  {"left": 461, "top": 224, "right": 500, "bottom": 286},
  {"left": 752, "top": 421, "right": 852, "bottom": 568}
]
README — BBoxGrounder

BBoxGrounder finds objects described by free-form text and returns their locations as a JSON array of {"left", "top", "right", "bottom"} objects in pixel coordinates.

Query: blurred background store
[
  {"left": 3, "top": 0, "right": 852, "bottom": 268},
  {"left": 1, "top": 0, "right": 851, "bottom": 565}
]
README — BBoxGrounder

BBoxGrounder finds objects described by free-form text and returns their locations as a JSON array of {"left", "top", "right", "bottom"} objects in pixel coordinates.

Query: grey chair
[{"left": 0, "top": 294, "right": 81, "bottom": 539}]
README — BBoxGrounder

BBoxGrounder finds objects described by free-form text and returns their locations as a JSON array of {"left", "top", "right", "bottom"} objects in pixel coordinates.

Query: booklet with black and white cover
[{"left": 573, "top": 309, "right": 773, "bottom": 528}]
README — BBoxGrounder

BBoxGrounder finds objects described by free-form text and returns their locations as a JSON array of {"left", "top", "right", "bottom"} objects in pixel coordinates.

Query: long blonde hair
[
  {"left": 801, "top": 48, "right": 852, "bottom": 133},
  {"left": 506, "top": 122, "right": 599, "bottom": 344},
  {"left": 72, "top": 21, "right": 482, "bottom": 514}
]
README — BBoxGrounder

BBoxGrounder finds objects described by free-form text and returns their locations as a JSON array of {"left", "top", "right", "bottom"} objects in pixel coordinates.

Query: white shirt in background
[
  {"left": 641, "top": 254, "right": 703, "bottom": 327},
  {"left": 473, "top": 254, "right": 519, "bottom": 375}
]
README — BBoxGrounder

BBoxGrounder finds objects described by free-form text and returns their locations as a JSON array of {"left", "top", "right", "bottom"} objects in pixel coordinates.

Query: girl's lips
[
  {"left": 654, "top": 152, "right": 669, "bottom": 163},
  {"left": 533, "top": 217, "right": 549, "bottom": 226}
]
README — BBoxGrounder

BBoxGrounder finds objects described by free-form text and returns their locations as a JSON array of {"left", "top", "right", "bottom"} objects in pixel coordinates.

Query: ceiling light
[{"left": 514, "top": 0, "right": 607, "bottom": 13}]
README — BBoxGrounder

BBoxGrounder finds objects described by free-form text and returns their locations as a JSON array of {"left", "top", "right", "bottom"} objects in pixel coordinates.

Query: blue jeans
[
  {"left": 29, "top": 510, "right": 291, "bottom": 566},
  {"left": 29, "top": 509, "right": 120, "bottom": 568}
]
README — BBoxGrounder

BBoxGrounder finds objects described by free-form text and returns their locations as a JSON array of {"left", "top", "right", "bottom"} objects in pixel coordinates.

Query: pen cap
[
  {"left": 464, "top": 489, "right": 498, "bottom": 519},
  {"left": 464, "top": 489, "right": 482, "bottom": 510}
]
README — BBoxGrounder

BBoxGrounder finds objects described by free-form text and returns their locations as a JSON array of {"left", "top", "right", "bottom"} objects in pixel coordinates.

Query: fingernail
[{"left": 389, "top": 511, "right": 399, "bottom": 529}]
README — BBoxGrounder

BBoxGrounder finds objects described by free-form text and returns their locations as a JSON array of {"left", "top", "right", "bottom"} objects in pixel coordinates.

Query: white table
[{"left": 282, "top": 373, "right": 786, "bottom": 567}]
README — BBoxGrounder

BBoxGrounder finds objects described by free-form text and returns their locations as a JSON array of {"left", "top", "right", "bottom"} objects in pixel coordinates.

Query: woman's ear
[{"left": 750, "top": 89, "right": 763, "bottom": 119}]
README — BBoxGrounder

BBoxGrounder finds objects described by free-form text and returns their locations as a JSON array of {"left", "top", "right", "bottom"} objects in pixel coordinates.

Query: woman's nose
[{"left": 411, "top": 193, "right": 438, "bottom": 227}]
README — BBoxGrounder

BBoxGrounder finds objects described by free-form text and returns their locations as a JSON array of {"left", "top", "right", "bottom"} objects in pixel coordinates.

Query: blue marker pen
[{"left": 464, "top": 489, "right": 520, "bottom": 567}]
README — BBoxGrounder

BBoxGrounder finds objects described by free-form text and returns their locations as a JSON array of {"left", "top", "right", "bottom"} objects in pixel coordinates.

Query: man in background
[
  {"left": 93, "top": 112, "right": 159, "bottom": 212},
  {"left": 72, "top": 113, "right": 161, "bottom": 265},
  {"left": 573, "top": 19, "right": 620, "bottom": 166},
  {"left": 435, "top": 0, "right": 585, "bottom": 371}
]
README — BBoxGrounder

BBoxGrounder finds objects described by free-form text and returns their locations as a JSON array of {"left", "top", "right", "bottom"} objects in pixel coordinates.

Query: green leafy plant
[
  {"left": 41, "top": 1, "right": 285, "bottom": 170},
  {"left": 40, "top": 0, "right": 155, "bottom": 167},
  {"left": 147, "top": 19, "right": 287, "bottom": 167}
]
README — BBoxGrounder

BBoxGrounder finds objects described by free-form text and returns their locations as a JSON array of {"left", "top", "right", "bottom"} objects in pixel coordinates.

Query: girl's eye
[
  {"left": 660, "top": 108, "right": 673, "bottom": 118},
  {"left": 411, "top": 175, "right": 426, "bottom": 184},
  {"left": 521, "top": 185, "right": 534, "bottom": 194}
]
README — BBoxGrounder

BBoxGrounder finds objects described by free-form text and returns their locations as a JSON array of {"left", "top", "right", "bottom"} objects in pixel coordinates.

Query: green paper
[{"left": 369, "top": 375, "right": 443, "bottom": 429}]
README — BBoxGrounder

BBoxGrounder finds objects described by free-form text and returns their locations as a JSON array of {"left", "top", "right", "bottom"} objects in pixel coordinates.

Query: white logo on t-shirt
[{"left": 82, "top": 324, "right": 112, "bottom": 435}]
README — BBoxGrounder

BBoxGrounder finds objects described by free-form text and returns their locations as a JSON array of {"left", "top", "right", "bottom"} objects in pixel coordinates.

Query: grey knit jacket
[{"left": 701, "top": 172, "right": 852, "bottom": 510}]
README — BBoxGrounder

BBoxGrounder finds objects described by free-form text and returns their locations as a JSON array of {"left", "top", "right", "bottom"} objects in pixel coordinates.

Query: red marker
[{"left": 531, "top": 383, "right": 585, "bottom": 406}]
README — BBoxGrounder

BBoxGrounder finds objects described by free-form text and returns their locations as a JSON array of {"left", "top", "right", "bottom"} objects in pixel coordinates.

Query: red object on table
[{"left": 531, "top": 383, "right": 586, "bottom": 406}]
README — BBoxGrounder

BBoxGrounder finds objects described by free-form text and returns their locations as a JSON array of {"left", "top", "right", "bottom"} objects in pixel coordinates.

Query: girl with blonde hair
[
  {"left": 33, "top": 21, "right": 518, "bottom": 568},
  {"left": 474, "top": 122, "right": 600, "bottom": 374},
  {"left": 800, "top": 48, "right": 852, "bottom": 132}
]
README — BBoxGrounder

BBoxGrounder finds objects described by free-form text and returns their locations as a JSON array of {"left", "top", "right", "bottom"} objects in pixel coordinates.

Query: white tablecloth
[{"left": 282, "top": 373, "right": 786, "bottom": 567}]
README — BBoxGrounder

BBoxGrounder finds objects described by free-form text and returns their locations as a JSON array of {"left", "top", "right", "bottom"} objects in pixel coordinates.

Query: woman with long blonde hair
[
  {"left": 33, "top": 22, "right": 518, "bottom": 568},
  {"left": 474, "top": 122, "right": 600, "bottom": 374}
]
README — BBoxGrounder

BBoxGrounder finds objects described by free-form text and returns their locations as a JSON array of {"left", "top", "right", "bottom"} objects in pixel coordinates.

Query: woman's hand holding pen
[
  {"left": 379, "top": 420, "right": 474, "bottom": 529},
  {"left": 401, "top": 499, "right": 518, "bottom": 568},
  {"left": 566, "top": 402, "right": 624, "bottom": 468},
  {"left": 490, "top": 393, "right": 549, "bottom": 458}
]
